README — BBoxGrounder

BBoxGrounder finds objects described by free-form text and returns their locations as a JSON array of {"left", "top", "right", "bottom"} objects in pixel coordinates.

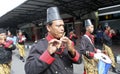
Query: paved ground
[{"left": 10, "top": 43, "right": 119, "bottom": 74}]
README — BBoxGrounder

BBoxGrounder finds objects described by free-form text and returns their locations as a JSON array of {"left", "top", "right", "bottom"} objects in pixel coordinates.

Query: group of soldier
[
  {"left": 0, "top": 29, "right": 26, "bottom": 74},
  {"left": 0, "top": 6, "right": 117, "bottom": 74}
]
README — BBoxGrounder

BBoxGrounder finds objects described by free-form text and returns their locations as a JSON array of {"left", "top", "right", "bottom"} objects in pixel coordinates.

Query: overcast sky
[{"left": 0, "top": 0, "right": 27, "bottom": 17}]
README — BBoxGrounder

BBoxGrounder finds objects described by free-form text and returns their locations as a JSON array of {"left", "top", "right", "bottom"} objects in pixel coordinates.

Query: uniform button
[
  {"left": 55, "top": 71, "right": 58, "bottom": 74},
  {"left": 71, "top": 65, "right": 73, "bottom": 67}
]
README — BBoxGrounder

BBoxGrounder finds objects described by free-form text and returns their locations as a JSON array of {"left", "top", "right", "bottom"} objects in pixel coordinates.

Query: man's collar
[
  {"left": 85, "top": 31, "right": 91, "bottom": 37},
  {"left": 46, "top": 33, "right": 55, "bottom": 41}
]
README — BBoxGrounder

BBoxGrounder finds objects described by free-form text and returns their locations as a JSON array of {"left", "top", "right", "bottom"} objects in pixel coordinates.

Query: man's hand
[
  {"left": 110, "top": 29, "right": 115, "bottom": 34},
  {"left": 60, "top": 36, "right": 75, "bottom": 56},
  {"left": 0, "top": 35, "right": 5, "bottom": 44},
  {"left": 96, "top": 49, "right": 101, "bottom": 53},
  {"left": 47, "top": 39, "right": 62, "bottom": 55}
]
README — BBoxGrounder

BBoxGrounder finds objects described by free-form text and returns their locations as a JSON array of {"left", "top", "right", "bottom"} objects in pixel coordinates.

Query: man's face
[
  {"left": 8, "top": 31, "right": 11, "bottom": 36},
  {"left": 47, "top": 20, "right": 64, "bottom": 39},
  {"left": 18, "top": 32, "right": 22, "bottom": 35},
  {"left": 0, "top": 33, "right": 6, "bottom": 43},
  {"left": 106, "top": 26, "right": 111, "bottom": 30},
  {"left": 86, "top": 25, "right": 94, "bottom": 33}
]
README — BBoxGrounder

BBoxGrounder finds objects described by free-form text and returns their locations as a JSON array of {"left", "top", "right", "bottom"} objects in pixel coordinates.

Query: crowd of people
[
  {"left": 0, "top": 29, "right": 26, "bottom": 74},
  {"left": 0, "top": 6, "right": 119, "bottom": 74}
]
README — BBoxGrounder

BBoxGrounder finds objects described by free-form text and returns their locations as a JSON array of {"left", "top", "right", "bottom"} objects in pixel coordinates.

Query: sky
[{"left": 0, "top": 0, "right": 27, "bottom": 17}]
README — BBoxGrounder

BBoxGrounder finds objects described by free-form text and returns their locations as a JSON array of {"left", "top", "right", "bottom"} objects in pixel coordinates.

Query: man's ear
[
  {"left": 85, "top": 26, "right": 88, "bottom": 31},
  {"left": 46, "top": 25, "right": 51, "bottom": 32}
]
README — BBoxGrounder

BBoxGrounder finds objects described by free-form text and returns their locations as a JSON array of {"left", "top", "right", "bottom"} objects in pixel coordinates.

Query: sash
[{"left": 84, "top": 35, "right": 96, "bottom": 51}]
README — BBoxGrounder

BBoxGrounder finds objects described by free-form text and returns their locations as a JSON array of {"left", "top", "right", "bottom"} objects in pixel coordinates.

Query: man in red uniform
[
  {"left": 79, "top": 19, "right": 102, "bottom": 74},
  {"left": 0, "top": 29, "right": 16, "bottom": 74},
  {"left": 16, "top": 30, "right": 26, "bottom": 62},
  {"left": 103, "top": 24, "right": 117, "bottom": 73},
  {"left": 69, "top": 30, "right": 78, "bottom": 45},
  {"left": 103, "top": 24, "right": 116, "bottom": 46},
  {"left": 25, "top": 7, "right": 81, "bottom": 74}
]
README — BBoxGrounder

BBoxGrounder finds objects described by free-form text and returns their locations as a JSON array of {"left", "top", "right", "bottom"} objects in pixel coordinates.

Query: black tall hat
[
  {"left": 6, "top": 29, "right": 11, "bottom": 33},
  {"left": 104, "top": 22, "right": 109, "bottom": 28},
  {"left": 85, "top": 19, "right": 93, "bottom": 27},
  {"left": 17, "top": 30, "right": 23, "bottom": 33},
  {"left": 46, "top": 7, "right": 62, "bottom": 23}
]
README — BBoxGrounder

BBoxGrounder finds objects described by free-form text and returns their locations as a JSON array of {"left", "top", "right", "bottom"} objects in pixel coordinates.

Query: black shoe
[
  {"left": 112, "top": 67, "right": 117, "bottom": 73},
  {"left": 20, "top": 56, "right": 23, "bottom": 60},
  {"left": 22, "top": 58, "right": 25, "bottom": 62},
  {"left": 20, "top": 56, "right": 25, "bottom": 62}
]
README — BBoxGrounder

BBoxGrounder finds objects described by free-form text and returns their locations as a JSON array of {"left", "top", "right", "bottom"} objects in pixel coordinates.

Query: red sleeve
[
  {"left": 3, "top": 40, "right": 13, "bottom": 48},
  {"left": 112, "top": 33, "right": 116, "bottom": 37},
  {"left": 39, "top": 50, "right": 55, "bottom": 64},
  {"left": 74, "top": 35, "right": 78, "bottom": 39},
  {"left": 7, "top": 40, "right": 13, "bottom": 44},
  {"left": 19, "top": 40, "right": 23, "bottom": 43},
  {"left": 89, "top": 52, "right": 95, "bottom": 58},
  {"left": 105, "top": 31, "right": 113, "bottom": 38},
  {"left": 19, "top": 38, "right": 25, "bottom": 42},
  {"left": 69, "top": 35, "right": 73, "bottom": 39},
  {"left": 108, "top": 33, "right": 112, "bottom": 38},
  {"left": 71, "top": 50, "right": 80, "bottom": 62},
  {"left": 72, "top": 42, "right": 75, "bottom": 46}
]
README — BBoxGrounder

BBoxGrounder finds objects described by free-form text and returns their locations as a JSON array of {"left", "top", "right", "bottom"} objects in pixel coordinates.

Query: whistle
[
  {"left": 57, "top": 32, "right": 66, "bottom": 49},
  {"left": 62, "top": 32, "right": 65, "bottom": 37}
]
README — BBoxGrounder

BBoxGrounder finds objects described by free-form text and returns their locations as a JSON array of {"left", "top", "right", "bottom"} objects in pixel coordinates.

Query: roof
[
  {"left": 98, "top": 4, "right": 120, "bottom": 16},
  {"left": 0, "top": 0, "right": 120, "bottom": 28}
]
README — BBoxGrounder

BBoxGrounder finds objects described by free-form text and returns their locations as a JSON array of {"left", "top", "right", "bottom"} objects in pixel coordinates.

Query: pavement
[{"left": 10, "top": 42, "right": 119, "bottom": 74}]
